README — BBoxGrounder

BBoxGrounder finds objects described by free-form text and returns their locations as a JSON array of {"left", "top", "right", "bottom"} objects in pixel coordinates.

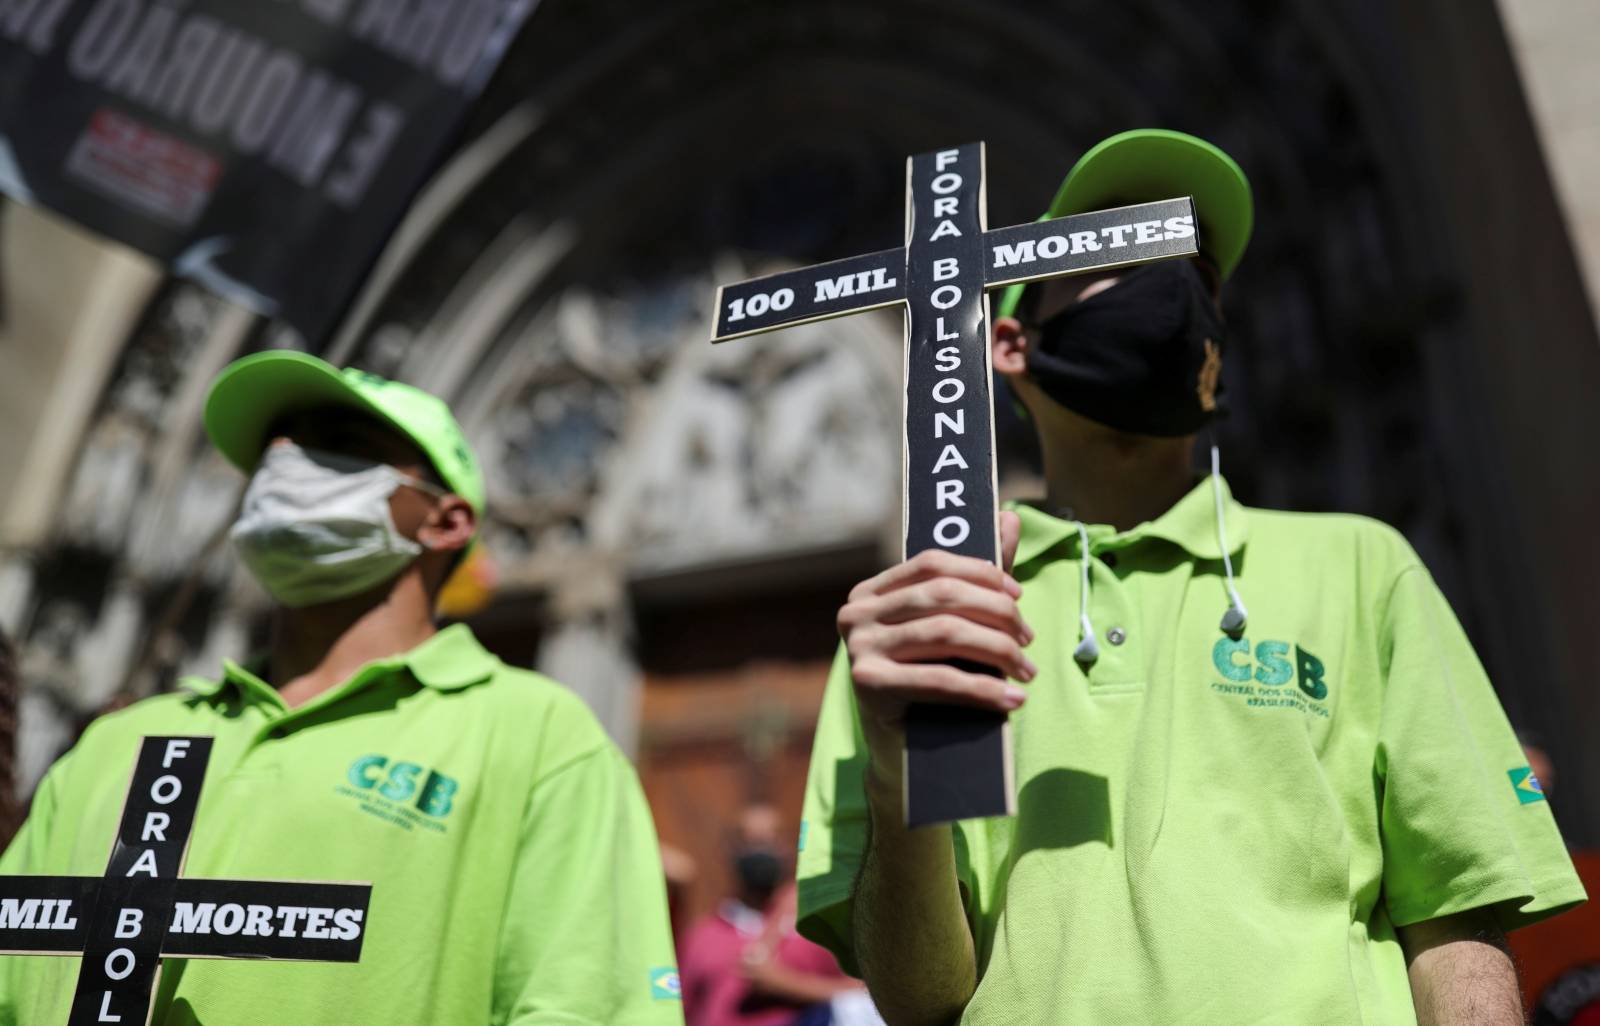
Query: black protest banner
[
  {"left": 0, "top": 0, "right": 539, "bottom": 344},
  {"left": 710, "top": 143, "right": 1199, "bottom": 825},
  {"left": 0, "top": 736, "right": 370, "bottom": 1024}
]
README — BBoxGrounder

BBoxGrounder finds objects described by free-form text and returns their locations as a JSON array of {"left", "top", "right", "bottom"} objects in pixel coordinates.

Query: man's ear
[
  {"left": 418, "top": 496, "right": 477, "bottom": 554},
  {"left": 992, "top": 315, "right": 1030, "bottom": 376}
]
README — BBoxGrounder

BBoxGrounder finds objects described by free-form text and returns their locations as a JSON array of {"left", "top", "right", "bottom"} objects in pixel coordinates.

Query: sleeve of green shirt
[
  {"left": 794, "top": 647, "right": 866, "bottom": 971},
  {"left": 0, "top": 757, "right": 59, "bottom": 876},
  {"left": 794, "top": 645, "right": 981, "bottom": 976},
  {"left": 492, "top": 739, "right": 684, "bottom": 1025},
  {"left": 1377, "top": 562, "right": 1587, "bottom": 932},
  {"left": 0, "top": 757, "right": 62, "bottom": 1024}
]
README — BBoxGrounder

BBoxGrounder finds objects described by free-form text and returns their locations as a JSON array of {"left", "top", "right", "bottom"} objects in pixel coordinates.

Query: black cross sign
[
  {"left": 710, "top": 142, "right": 1200, "bottom": 826},
  {"left": 0, "top": 736, "right": 371, "bottom": 1024}
]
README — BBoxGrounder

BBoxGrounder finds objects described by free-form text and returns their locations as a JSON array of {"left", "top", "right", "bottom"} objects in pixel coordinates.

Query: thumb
[{"left": 999, "top": 510, "right": 1021, "bottom": 575}]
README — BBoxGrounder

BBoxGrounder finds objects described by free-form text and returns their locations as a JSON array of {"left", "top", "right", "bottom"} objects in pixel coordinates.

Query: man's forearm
[
  {"left": 1401, "top": 911, "right": 1524, "bottom": 1026},
  {"left": 852, "top": 750, "right": 977, "bottom": 1026}
]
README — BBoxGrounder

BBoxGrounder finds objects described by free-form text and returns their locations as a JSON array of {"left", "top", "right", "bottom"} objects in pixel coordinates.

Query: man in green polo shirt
[
  {"left": 0, "top": 353, "right": 683, "bottom": 1024},
  {"left": 797, "top": 130, "right": 1585, "bottom": 1025}
]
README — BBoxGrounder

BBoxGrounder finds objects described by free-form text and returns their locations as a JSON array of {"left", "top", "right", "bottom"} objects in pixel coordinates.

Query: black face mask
[
  {"left": 734, "top": 849, "right": 783, "bottom": 899},
  {"left": 1023, "top": 260, "right": 1227, "bottom": 437}
]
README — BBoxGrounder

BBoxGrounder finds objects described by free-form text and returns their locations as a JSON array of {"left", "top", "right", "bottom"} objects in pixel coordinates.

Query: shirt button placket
[{"left": 1086, "top": 550, "right": 1143, "bottom": 690}]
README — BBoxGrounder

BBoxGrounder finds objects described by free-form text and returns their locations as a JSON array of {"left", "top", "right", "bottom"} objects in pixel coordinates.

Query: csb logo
[
  {"left": 1212, "top": 637, "right": 1329, "bottom": 700},
  {"left": 346, "top": 755, "right": 458, "bottom": 817}
]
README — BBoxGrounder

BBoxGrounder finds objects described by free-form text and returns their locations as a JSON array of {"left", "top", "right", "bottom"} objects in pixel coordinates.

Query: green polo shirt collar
[
  {"left": 403, "top": 624, "right": 500, "bottom": 689},
  {"left": 179, "top": 623, "right": 499, "bottom": 699},
  {"left": 1010, "top": 475, "right": 1250, "bottom": 568}
]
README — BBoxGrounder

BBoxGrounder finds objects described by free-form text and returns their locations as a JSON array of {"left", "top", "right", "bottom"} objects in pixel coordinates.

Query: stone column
[
  {"left": 535, "top": 559, "right": 642, "bottom": 758},
  {"left": 1496, "top": 0, "right": 1600, "bottom": 322},
  {"left": 0, "top": 204, "right": 161, "bottom": 549}
]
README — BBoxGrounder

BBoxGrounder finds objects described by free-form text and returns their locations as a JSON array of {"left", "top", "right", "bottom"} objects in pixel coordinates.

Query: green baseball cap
[
  {"left": 203, "top": 351, "right": 486, "bottom": 517},
  {"left": 996, "top": 129, "right": 1253, "bottom": 320}
]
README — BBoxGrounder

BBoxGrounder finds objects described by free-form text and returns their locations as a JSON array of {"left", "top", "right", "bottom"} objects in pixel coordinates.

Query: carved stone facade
[{"left": 0, "top": 250, "right": 904, "bottom": 787}]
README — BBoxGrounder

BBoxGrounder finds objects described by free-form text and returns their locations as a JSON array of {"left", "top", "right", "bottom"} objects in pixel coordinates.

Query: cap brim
[
  {"left": 1050, "top": 129, "right": 1253, "bottom": 280},
  {"left": 204, "top": 351, "right": 411, "bottom": 474}
]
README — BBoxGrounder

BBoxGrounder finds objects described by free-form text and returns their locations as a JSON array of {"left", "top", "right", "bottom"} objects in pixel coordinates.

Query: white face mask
[{"left": 230, "top": 441, "right": 439, "bottom": 608}]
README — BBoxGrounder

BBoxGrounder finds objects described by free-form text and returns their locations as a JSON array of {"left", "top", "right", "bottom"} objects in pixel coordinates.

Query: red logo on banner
[{"left": 65, "top": 109, "right": 220, "bottom": 227}]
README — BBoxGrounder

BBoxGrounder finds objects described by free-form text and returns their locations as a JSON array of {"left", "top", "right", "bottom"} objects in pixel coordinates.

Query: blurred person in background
[
  {"left": 0, "top": 353, "right": 682, "bottom": 1025},
  {"left": 681, "top": 803, "right": 875, "bottom": 1026},
  {"left": 664, "top": 840, "right": 702, "bottom": 941},
  {"left": 1518, "top": 729, "right": 1556, "bottom": 799},
  {"left": 798, "top": 130, "right": 1585, "bottom": 1026}
]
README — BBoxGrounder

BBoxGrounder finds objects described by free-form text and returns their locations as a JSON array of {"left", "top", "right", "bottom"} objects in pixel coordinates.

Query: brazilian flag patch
[
  {"left": 650, "top": 967, "right": 681, "bottom": 1000},
  {"left": 1508, "top": 766, "right": 1546, "bottom": 804}
]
